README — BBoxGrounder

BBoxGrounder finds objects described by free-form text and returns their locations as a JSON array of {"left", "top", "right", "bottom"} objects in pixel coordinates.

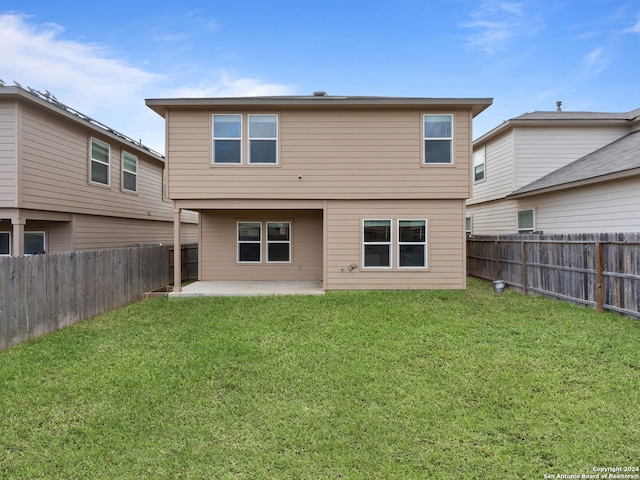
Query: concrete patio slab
[{"left": 169, "top": 281, "right": 325, "bottom": 298}]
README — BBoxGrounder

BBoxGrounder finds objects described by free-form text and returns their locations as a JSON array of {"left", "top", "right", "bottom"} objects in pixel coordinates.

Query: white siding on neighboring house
[
  {"left": 513, "top": 126, "right": 628, "bottom": 190},
  {"left": 466, "top": 200, "right": 519, "bottom": 235},
  {"left": 0, "top": 101, "right": 17, "bottom": 207},
  {"left": 516, "top": 177, "right": 640, "bottom": 234},
  {"left": 469, "top": 130, "right": 514, "bottom": 204}
]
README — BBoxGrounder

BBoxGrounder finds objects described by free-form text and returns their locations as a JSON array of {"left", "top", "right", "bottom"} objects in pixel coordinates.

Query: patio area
[{"left": 169, "top": 281, "right": 325, "bottom": 298}]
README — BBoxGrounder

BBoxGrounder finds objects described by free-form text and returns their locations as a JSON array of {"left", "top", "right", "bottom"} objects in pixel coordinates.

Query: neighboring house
[
  {"left": 467, "top": 106, "right": 640, "bottom": 235},
  {"left": 0, "top": 85, "right": 197, "bottom": 256},
  {"left": 146, "top": 93, "right": 492, "bottom": 291}
]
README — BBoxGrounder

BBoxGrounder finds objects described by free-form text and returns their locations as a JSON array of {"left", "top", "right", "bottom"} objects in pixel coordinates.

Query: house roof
[
  {"left": 145, "top": 94, "right": 493, "bottom": 117},
  {"left": 0, "top": 85, "right": 164, "bottom": 162},
  {"left": 514, "top": 108, "right": 640, "bottom": 121},
  {"left": 508, "top": 130, "right": 640, "bottom": 198},
  {"left": 475, "top": 107, "right": 640, "bottom": 146}
]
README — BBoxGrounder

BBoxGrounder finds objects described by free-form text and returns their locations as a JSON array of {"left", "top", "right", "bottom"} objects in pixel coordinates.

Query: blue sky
[{"left": 1, "top": 0, "right": 639, "bottom": 153}]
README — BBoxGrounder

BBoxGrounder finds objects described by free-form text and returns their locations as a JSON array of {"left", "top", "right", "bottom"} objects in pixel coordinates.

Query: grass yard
[{"left": 1, "top": 278, "right": 639, "bottom": 479}]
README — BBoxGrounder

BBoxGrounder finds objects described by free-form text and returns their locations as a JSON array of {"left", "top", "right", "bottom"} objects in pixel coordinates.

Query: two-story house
[
  {"left": 0, "top": 85, "right": 197, "bottom": 256},
  {"left": 146, "top": 93, "right": 492, "bottom": 291},
  {"left": 467, "top": 106, "right": 640, "bottom": 235}
]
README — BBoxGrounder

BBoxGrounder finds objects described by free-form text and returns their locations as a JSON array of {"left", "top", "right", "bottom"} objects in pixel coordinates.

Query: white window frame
[
  {"left": 0, "top": 231, "right": 10, "bottom": 256},
  {"left": 266, "top": 221, "right": 291, "bottom": 263},
  {"left": 90, "top": 137, "right": 110, "bottom": 186},
  {"left": 237, "top": 222, "right": 262, "bottom": 263},
  {"left": 24, "top": 231, "right": 46, "bottom": 255},
  {"left": 362, "top": 219, "right": 393, "bottom": 269},
  {"left": 122, "top": 151, "right": 138, "bottom": 193},
  {"left": 397, "top": 219, "right": 428, "bottom": 269},
  {"left": 423, "top": 114, "right": 453, "bottom": 165},
  {"left": 466, "top": 216, "right": 473, "bottom": 235},
  {"left": 517, "top": 209, "right": 535, "bottom": 233},
  {"left": 248, "top": 114, "right": 278, "bottom": 165},
  {"left": 213, "top": 114, "right": 243, "bottom": 164},
  {"left": 473, "top": 146, "right": 485, "bottom": 182}
]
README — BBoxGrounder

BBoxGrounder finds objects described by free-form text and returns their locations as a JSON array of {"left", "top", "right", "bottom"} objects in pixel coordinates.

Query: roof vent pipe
[
  {"left": 313, "top": 91, "right": 327, "bottom": 97},
  {"left": 556, "top": 101, "right": 562, "bottom": 112}
]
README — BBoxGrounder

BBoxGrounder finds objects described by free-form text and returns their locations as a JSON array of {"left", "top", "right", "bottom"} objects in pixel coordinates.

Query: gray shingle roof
[
  {"left": 509, "top": 130, "right": 640, "bottom": 197},
  {"left": 514, "top": 108, "right": 640, "bottom": 121}
]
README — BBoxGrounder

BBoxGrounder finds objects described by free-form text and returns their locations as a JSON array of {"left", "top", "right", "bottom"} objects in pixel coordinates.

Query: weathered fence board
[
  {"left": 0, "top": 245, "right": 174, "bottom": 350},
  {"left": 169, "top": 243, "right": 199, "bottom": 283},
  {"left": 467, "top": 233, "right": 640, "bottom": 319}
]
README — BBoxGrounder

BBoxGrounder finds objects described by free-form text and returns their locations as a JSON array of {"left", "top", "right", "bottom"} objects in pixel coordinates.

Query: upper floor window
[
  {"left": 212, "top": 114, "right": 278, "bottom": 165},
  {"left": 0, "top": 232, "right": 9, "bottom": 255},
  {"left": 518, "top": 209, "right": 535, "bottom": 233},
  {"left": 423, "top": 114, "right": 453, "bottom": 164},
  {"left": 122, "top": 151, "right": 138, "bottom": 192},
  {"left": 90, "top": 138, "right": 110, "bottom": 185},
  {"left": 213, "top": 114, "right": 242, "bottom": 164},
  {"left": 249, "top": 115, "right": 278, "bottom": 164},
  {"left": 473, "top": 146, "right": 485, "bottom": 182}
]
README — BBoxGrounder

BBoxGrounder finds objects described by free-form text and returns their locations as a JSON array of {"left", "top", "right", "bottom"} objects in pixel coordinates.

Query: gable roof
[
  {"left": 508, "top": 130, "right": 640, "bottom": 198},
  {"left": 146, "top": 94, "right": 493, "bottom": 117},
  {"left": 0, "top": 85, "right": 164, "bottom": 162},
  {"left": 475, "top": 107, "right": 640, "bottom": 146}
]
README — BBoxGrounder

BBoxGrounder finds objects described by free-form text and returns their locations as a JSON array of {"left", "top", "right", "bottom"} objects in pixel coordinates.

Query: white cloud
[
  {"left": 462, "top": 1, "right": 541, "bottom": 54},
  {"left": 0, "top": 13, "right": 295, "bottom": 153},
  {"left": 626, "top": 16, "right": 640, "bottom": 34},
  {"left": 584, "top": 47, "right": 607, "bottom": 75},
  {"left": 0, "top": 13, "right": 165, "bottom": 149},
  {"left": 165, "top": 73, "right": 295, "bottom": 98},
  {"left": 0, "top": 14, "right": 160, "bottom": 109}
]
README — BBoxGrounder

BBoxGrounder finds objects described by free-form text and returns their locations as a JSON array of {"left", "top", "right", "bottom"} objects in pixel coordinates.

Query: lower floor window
[
  {"left": 517, "top": 209, "right": 534, "bottom": 233},
  {"left": 238, "top": 221, "right": 291, "bottom": 263},
  {"left": 363, "top": 219, "right": 428, "bottom": 269},
  {"left": 0, "top": 232, "right": 9, "bottom": 255},
  {"left": 267, "top": 222, "right": 291, "bottom": 263},
  {"left": 363, "top": 220, "right": 392, "bottom": 268},
  {"left": 25, "top": 232, "right": 46, "bottom": 255},
  {"left": 238, "top": 222, "right": 262, "bottom": 262},
  {"left": 398, "top": 220, "right": 427, "bottom": 268}
]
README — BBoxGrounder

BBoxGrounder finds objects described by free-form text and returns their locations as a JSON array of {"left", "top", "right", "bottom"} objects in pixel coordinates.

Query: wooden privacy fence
[
  {"left": 169, "top": 243, "right": 199, "bottom": 282},
  {"left": 0, "top": 245, "right": 177, "bottom": 350},
  {"left": 467, "top": 233, "right": 640, "bottom": 319}
]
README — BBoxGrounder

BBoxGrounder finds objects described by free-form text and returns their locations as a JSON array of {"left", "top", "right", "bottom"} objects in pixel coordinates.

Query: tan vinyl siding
[
  {"left": 513, "top": 126, "right": 628, "bottom": 190},
  {"left": 167, "top": 109, "right": 472, "bottom": 200},
  {"left": 19, "top": 103, "right": 173, "bottom": 221},
  {"left": 73, "top": 214, "right": 196, "bottom": 250},
  {"left": 517, "top": 177, "right": 640, "bottom": 234},
  {"left": 466, "top": 200, "right": 519, "bottom": 235},
  {"left": 325, "top": 199, "right": 466, "bottom": 290},
  {"left": 199, "top": 209, "right": 323, "bottom": 281},
  {"left": 0, "top": 100, "right": 17, "bottom": 207},
  {"left": 469, "top": 130, "right": 514, "bottom": 204}
]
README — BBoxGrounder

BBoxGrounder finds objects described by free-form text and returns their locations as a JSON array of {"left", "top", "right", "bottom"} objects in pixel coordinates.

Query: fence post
[
  {"left": 521, "top": 241, "right": 527, "bottom": 294},
  {"left": 595, "top": 242, "right": 604, "bottom": 313},
  {"left": 494, "top": 240, "right": 500, "bottom": 280}
]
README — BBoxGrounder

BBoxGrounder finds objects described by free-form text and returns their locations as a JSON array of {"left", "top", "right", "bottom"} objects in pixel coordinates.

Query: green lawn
[{"left": 1, "top": 278, "right": 638, "bottom": 479}]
